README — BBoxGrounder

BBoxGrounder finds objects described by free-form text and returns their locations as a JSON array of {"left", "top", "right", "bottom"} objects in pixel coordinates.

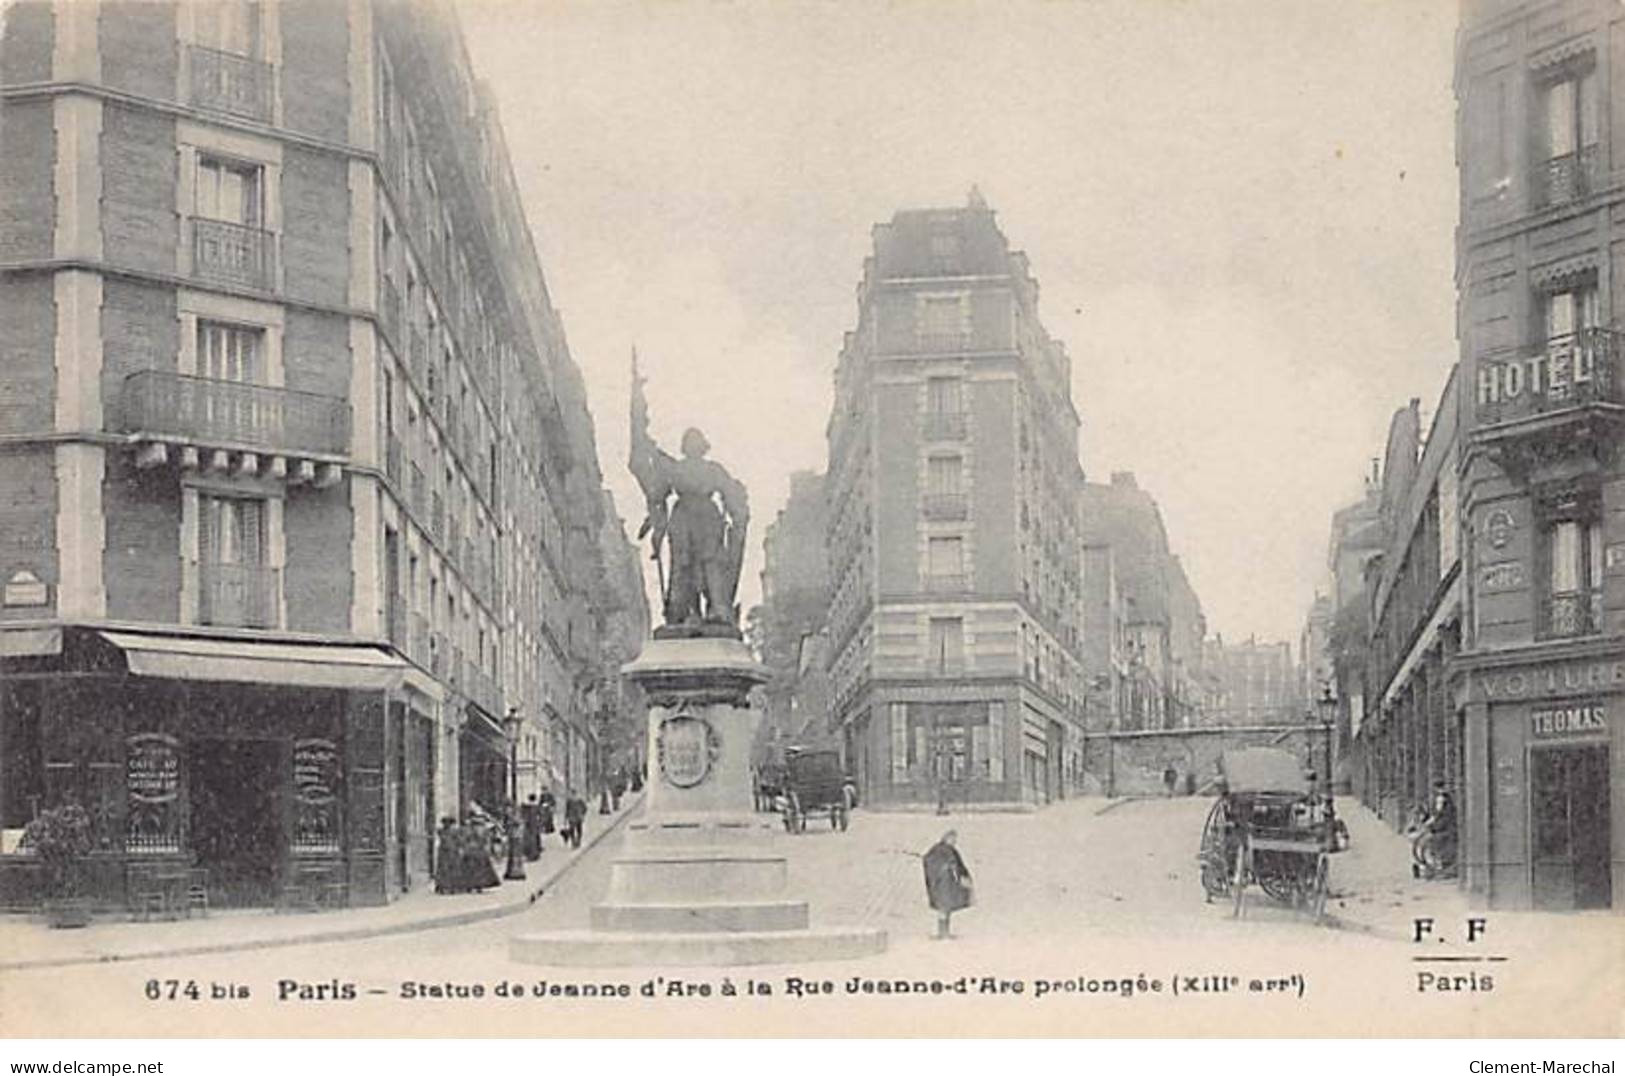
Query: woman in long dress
[{"left": 922, "top": 830, "right": 973, "bottom": 940}]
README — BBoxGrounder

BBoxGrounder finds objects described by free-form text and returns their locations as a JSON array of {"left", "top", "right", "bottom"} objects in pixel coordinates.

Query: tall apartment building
[
  {"left": 753, "top": 470, "right": 831, "bottom": 752},
  {"left": 1349, "top": 375, "right": 1465, "bottom": 828},
  {"left": 0, "top": 0, "right": 640, "bottom": 910},
  {"left": 1079, "top": 472, "right": 1210, "bottom": 732},
  {"left": 826, "top": 191, "right": 1088, "bottom": 807},
  {"left": 1204, "top": 636, "right": 1302, "bottom": 727},
  {"left": 1455, "top": 0, "right": 1623, "bottom": 910}
]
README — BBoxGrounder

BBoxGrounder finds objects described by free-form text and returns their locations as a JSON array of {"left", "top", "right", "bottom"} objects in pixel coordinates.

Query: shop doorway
[
  {"left": 189, "top": 738, "right": 282, "bottom": 906},
  {"left": 1531, "top": 744, "right": 1611, "bottom": 911}
]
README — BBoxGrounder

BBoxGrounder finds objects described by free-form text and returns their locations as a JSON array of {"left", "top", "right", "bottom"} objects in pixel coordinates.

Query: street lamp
[
  {"left": 1314, "top": 683, "right": 1337, "bottom": 797},
  {"left": 502, "top": 707, "right": 526, "bottom": 882}
]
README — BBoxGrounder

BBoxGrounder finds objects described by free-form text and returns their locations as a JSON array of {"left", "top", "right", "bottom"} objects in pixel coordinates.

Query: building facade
[
  {"left": 1204, "top": 635, "right": 1303, "bottom": 727},
  {"left": 826, "top": 191, "right": 1088, "bottom": 807},
  {"left": 1454, "top": 0, "right": 1623, "bottom": 910},
  {"left": 0, "top": 0, "right": 640, "bottom": 910},
  {"left": 752, "top": 470, "right": 831, "bottom": 758},
  {"left": 1349, "top": 377, "right": 1466, "bottom": 830}
]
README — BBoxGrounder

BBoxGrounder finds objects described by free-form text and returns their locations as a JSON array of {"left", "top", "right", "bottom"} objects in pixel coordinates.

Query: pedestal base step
[
  {"left": 510, "top": 926, "right": 887, "bottom": 967},
  {"left": 590, "top": 899, "right": 809, "bottom": 933}
]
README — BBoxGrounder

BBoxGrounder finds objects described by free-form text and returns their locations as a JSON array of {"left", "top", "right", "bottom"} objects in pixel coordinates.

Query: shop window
[
  {"left": 0, "top": 683, "right": 43, "bottom": 841},
  {"left": 125, "top": 733, "right": 184, "bottom": 854}
]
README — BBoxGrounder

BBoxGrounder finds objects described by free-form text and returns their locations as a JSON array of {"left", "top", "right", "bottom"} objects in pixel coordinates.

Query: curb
[{"left": 0, "top": 796, "right": 644, "bottom": 973}]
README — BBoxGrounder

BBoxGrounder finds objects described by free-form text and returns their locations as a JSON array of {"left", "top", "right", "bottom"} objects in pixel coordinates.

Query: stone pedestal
[{"left": 510, "top": 634, "right": 886, "bottom": 967}]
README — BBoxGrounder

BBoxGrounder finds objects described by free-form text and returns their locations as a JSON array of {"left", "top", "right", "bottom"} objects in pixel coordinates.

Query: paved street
[{"left": 2, "top": 798, "right": 1616, "bottom": 1037}]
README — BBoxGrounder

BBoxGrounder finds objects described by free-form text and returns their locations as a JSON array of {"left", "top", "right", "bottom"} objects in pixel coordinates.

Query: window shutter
[
  {"left": 889, "top": 703, "right": 908, "bottom": 785},
  {"left": 987, "top": 702, "right": 1005, "bottom": 782},
  {"left": 240, "top": 499, "right": 264, "bottom": 567}
]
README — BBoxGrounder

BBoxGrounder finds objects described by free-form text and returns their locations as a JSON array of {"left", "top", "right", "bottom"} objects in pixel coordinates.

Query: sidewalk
[
  {"left": 1322, "top": 796, "right": 1468, "bottom": 939},
  {"left": 0, "top": 793, "right": 641, "bottom": 972}
]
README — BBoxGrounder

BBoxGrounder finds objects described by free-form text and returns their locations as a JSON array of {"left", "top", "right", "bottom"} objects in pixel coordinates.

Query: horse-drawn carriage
[
  {"left": 1198, "top": 747, "right": 1340, "bottom": 921},
  {"left": 780, "top": 747, "right": 853, "bottom": 834}
]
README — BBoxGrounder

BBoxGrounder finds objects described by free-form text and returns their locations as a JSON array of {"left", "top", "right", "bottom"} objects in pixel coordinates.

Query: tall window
[
  {"left": 196, "top": 157, "right": 261, "bottom": 226},
  {"left": 927, "top": 536, "right": 963, "bottom": 581},
  {"left": 1541, "top": 490, "right": 1603, "bottom": 639},
  {"left": 1543, "top": 282, "right": 1601, "bottom": 399},
  {"left": 198, "top": 494, "right": 269, "bottom": 627},
  {"left": 197, "top": 321, "right": 261, "bottom": 383},
  {"left": 928, "top": 455, "right": 962, "bottom": 496},
  {"left": 1540, "top": 66, "right": 1599, "bottom": 204},
  {"left": 926, "top": 377, "right": 963, "bottom": 414},
  {"left": 196, "top": 0, "right": 262, "bottom": 56}
]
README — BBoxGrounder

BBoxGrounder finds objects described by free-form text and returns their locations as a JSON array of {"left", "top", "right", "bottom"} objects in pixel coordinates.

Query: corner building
[
  {"left": 1455, "top": 0, "right": 1625, "bottom": 910},
  {"left": 0, "top": 0, "right": 627, "bottom": 909},
  {"left": 826, "top": 192, "right": 1088, "bottom": 808}
]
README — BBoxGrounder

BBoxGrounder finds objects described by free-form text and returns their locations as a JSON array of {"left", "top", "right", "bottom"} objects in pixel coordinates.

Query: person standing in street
[
  {"left": 563, "top": 789, "right": 588, "bottom": 849},
  {"left": 610, "top": 766, "right": 628, "bottom": 810},
  {"left": 922, "top": 830, "right": 972, "bottom": 940},
  {"left": 520, "top": 794, "right": 543, "bottom": 861}
]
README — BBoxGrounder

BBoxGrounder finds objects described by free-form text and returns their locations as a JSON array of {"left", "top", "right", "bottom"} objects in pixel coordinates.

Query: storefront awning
[{"left": 98, "top": 630, "right": 406, "bottom": 691}]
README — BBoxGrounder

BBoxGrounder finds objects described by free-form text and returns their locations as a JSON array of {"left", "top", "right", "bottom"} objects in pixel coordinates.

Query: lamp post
[
  {"left": 502, "top": 707, "right": 526, "bottom": 882},
  {"left": 1314, "top": 683, "right": 1337, "bottom": 798}
]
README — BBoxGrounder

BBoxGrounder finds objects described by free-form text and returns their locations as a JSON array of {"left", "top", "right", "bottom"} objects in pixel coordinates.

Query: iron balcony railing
[
  {"left": 924, "top": 573, "right": 968, "bottom": 594},
  {"left": 1538, "top": 146, "right": 1600, "bottom": 209},
  {"left": 198, "top": 562, "right": 279, "bottom": 629},
  {"left": 122, "top": 370, "right": 349, "bottom": 456},
  {"left": 922, "top": 411, "right": 967, "bottom": 440},
  {"left": 922, "top": 493, "right": 968, "bottom": 521},
  {"left": 187, "top": 44, "right": 273, "bottom": 122},
  {"left": 1540, "top": 589, "right": 1603, "bottom": 640},
  {"left": 911, "top": 330, "right": 974, "bottom": 355},
  {"left": 191, "top": 217, "right": 276, "bottom": 291},
  {"left": 1475, "top": 328, "right": 1622, "bottom": 427}
]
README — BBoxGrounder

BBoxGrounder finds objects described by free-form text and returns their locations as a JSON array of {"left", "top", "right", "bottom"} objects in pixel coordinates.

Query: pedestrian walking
[
  {"left": 433, "top": 816, "right": 462, "bottom": 894},
  {"left": 1163, "top": 765, "right": 1178, "bottom": 797},
  {"left": 520, "top": 794, "right": 543, "bottom": 861},
  {"left": 610, "top": 766, "right": 628, "bottom": 810},
  {"left": 563, "top": 789, "right": 588, "bottom": 849},
  {"left": 922, "top": 829, "right": 973, "bottom": 940},
  {"left": 537, "top": 788, "right": 557, "bottom": 843}
]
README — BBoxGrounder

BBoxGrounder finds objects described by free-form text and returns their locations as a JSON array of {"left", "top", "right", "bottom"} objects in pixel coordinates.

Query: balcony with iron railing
[
  {"left": 1537, "top": 146, "right": 1600, "bottom": 209},
  {"left": 122, "top": 370, "right": 349, "bottom": 458},
  {"left": 1539, "top": 589, "right": 1603, "bottom": 641},
  {"left": 923, "top": 573, "right": 968, "bottom": 594},
  {"left": 198, "top": 562, "right": 279, "bottom": 629},
  {"left": 191, "top": 217, "right": 276, "bottom": 291},
  {"left": 922, "top": 493, "right": 968, "bottom": 521},
  {"left": 922, "top": 410, "right": 967, "bottom": 440},
  {"left": 1475, "top": 328, "right": 1623, "bottom": 430},
  {"left": 187, "top": 44, "right": 274, "bottom": 122},
  {"left": 909, "top": 330, "right": 974, "bottom": 356}
]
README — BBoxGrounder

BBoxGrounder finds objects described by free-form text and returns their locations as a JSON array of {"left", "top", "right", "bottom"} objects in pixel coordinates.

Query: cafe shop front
[
  {"left": 0, "top": 625, "right": 427, "bottom": 911},
  {"left": 1458, "top": 650, "right": 1623, "bottom": 912}
]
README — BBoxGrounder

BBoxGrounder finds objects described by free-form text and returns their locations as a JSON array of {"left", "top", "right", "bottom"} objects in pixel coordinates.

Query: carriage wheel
[
  {"left": 830, "top": 808, "right": 839, "bottom": 830},
  {"left": 1198, "top": 801, "right": 1230, "bottom": 900},
  {"left": 1310, "top": 854, "right": 1330, "bottom": 923},
  {"left": 1231, "top": 843, "right": 1249, "bottom": 919}
]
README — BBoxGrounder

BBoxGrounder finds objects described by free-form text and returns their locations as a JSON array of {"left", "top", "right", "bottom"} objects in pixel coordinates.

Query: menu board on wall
[
  {"left": 126, "top": 734, "right": 180, "bottom": 804},
  {"left": 293, "top": 738, "right": 339, "bottom": 805}
]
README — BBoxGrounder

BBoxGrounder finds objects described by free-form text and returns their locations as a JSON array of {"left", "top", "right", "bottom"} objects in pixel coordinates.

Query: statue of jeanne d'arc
[{"left": 628, "top": 350, "right": 750, "bottom": 636}]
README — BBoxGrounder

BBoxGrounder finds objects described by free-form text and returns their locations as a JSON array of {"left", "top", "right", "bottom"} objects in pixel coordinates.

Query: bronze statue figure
[{"left": 629, "top": 351, "right": 749, "bottom": 635}]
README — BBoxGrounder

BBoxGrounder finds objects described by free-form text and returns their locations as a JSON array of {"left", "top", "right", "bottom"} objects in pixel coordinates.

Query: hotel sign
[
  {"left": 1478, "top": 659, "right": 1625, "bottom": 702},
  {"left": 1530, "top": 704, "right": 1607, "bottom": 739}
]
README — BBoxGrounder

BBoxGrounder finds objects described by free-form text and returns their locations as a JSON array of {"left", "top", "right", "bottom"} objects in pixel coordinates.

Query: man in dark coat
[
  {"left": 922, "top": 830, "right": 972, "bottom": 939},
  {"left": 520, "top": 795, "right": 543, "bottom": 861},
  {"left": 563, "top": 790, "right": 588, "bottom": 849},
  {"left": 537, "top": 789, "right": 557, "bottom": 842},
  {"left": 433, "top": 816, "right": 462, "bottom": 894}
]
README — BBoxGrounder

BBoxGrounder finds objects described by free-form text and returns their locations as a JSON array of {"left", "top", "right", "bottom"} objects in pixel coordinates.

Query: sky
[{"left": 457, "top": 0, "right": 1461, "bottom": 648}]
